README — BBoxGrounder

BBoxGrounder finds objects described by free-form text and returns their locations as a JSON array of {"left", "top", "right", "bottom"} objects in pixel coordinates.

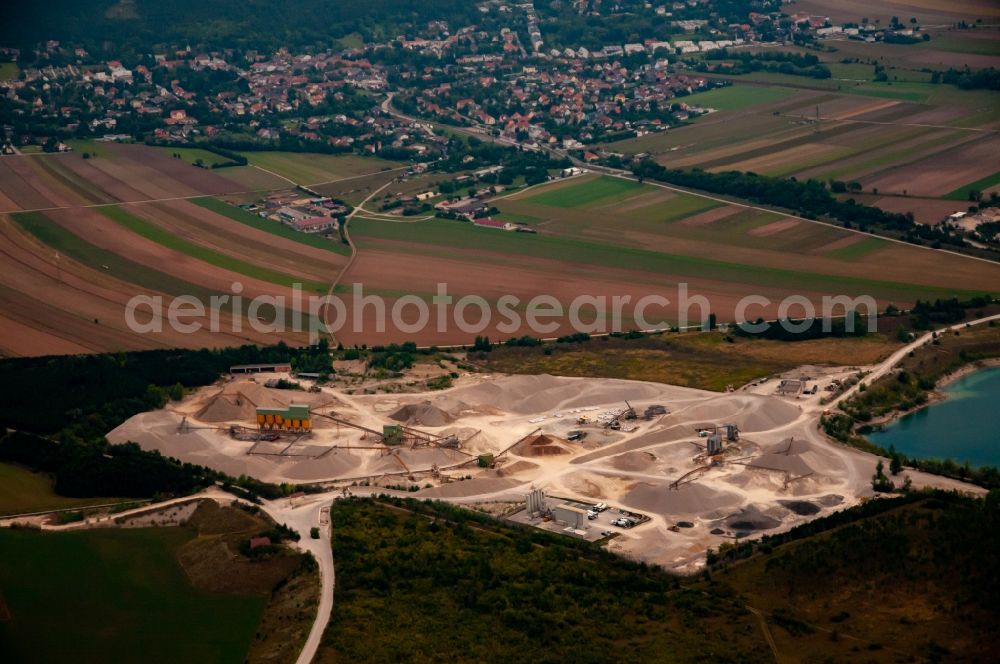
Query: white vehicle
[
  {"left": 594, "top": 502, "right": 607, "bottom": 512},
  {"left": 587, "top": 510, "right": 598, "bottom": 520}
]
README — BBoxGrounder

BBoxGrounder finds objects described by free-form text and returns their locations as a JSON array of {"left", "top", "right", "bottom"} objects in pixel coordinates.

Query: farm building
[
  {"left": 473, "top": 218, "right": 516, "bottom": 231},
  {"left": 256, "top": 403, "right": 312, "bottom": 432},
  {"left": 291, "top": 217, "right": 336, "bottom": 233}
]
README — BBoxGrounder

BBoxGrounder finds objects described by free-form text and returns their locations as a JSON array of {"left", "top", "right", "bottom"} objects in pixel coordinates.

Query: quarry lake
[{"left": 870, "top": 366, "right": 1000, "bottom": 468}]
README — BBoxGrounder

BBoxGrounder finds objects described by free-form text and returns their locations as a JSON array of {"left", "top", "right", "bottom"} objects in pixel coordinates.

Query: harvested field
[
  {"left": 746, "top": 217, "right": 800, "bottom": 237},
  {"left": 239, "top": 151, "right": 401, "bottom": 186}
]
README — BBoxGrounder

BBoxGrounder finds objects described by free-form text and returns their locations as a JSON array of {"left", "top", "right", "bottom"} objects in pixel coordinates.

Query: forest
[
  {"left": 321, "top": 492, "right": 999, "bottom": 662},
  {"left": 5, "top": 0, "right": 480, "bottom": 54}
]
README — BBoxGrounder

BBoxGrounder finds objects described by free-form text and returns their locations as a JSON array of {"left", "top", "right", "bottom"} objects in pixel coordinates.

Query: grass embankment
[
  {"left": 0, "top": 501, "right": 316, "bottom": 664},
  {"left": 0, "top": 463, "right": 122, "bottom": 516},
  {"left": 192, "top": 196, "right": 351, "bottom": 256},
  {"left": 481, "top": 331, "right": 900, "bottom": 391},
  {"left": 677, "top": 84, "right": 798, "bottom": 110},
  {"left": 319, "top": 497, "right": 769, "bottom": 662},
  {"left": 96, "top": 205, "right": 330, "bottom": 292}
]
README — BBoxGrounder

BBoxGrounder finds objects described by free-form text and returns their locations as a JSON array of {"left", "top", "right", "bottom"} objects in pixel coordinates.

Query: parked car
[
  {"left": 587, "top": 510, "right": 598, "bottom": 520},
  {"left": 594, "top": 502, "right": 607, "bottom": 512}
]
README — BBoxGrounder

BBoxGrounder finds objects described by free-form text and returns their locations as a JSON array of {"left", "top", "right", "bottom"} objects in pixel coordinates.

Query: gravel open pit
[{"left": 623, "top": 481, "right": 743, "bottom": 517}]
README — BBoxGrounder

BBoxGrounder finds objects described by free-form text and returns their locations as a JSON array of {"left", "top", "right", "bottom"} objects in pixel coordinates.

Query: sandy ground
[{"left": 107, "top": 363, "right": 988, "bottom": 573}]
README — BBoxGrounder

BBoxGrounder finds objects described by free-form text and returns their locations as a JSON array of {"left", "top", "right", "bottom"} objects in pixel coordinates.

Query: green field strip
[
  {"left": 350, "top": 216, "right": 981, "bottom": 302},
  {"left": 191, "top": 197, "right": 351, "bottom": 256},
  {"left": 765, "top": 146, "right": 858, "bottom": 178},
  {"left": 0, "top": 527, "right": 264, "bottom": 663},
  {"left": 0, "top": 463, "right": 124, "bottom": 516},
  {"left": 825, "top": 236, "right": 888, "bottom": 261},
  {"left": 97, "top": 205, "right": 329, "bottom": 292},
  {"left": 520, "top": 176, "right": 645, "bottom": 208},
  {"left": 492, "top": 211, "right": 542, "bottom": 225},
  {"left": 946, "top": 170, "right": 1000, "bottom": 200},
  {"left": 623, "top": 193, "right": 722, "bottom": 226},
  {"left": 31, "top": 156, "right": 117, "bottom": 205},
  {"left": 677, "top": 85, "right": 798, "bottom": 111}
]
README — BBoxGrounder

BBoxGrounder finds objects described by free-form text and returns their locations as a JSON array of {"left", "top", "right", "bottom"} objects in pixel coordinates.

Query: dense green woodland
[
  {"left": 320, "top": 493, "right": 999, "bottom": 662},
  {"left": 322, "top": 498, "right": 770, "bottom": 663},
  {"left": 4, "top": 0, "right": 478, "bottom": 53}
]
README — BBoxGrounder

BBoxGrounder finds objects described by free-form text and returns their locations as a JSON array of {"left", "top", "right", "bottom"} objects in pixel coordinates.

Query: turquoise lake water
[{"left": 869, "top": 366, "right": 1000, "bottom": 467}]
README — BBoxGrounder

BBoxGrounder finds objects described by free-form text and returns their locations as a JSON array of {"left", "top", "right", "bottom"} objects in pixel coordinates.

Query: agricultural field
[
  {"left": 237, "top": 151, "right": 402, "bottom": 186},
  {"left": 794, "top": 0, "right": 1000, "bottom": 24},
  {"left": 605, "top": 35, "right": 1000, "bottom": 226},
  {"left": 0, "top": 143, "right": 385, "bottom": 355},
  {"left": 0, "top": 501, "right": 313, "bottom": 664},
  {"left": 338, "top": 174, "right": 1000, "bottom": 346},
  {"left": 0, "top": 525, "right": 265, "bottom": 663},
  {"left": 678, "top": 84, "right": 798, "bottom": 111},
  {"left": 0, "top": 463, "right": 123, "bottom": 516}
]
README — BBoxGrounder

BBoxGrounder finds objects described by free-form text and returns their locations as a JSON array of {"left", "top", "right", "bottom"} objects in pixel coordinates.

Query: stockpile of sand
[
  {"left": 513, "top": 433, "right": 572, "bottom": 457},
  {"left": 196, "top": 381, "right": 275, "bottom": 422},
  {"left": 623, "top": 481, "right": 743, "bottom": 517},
  {"left": 389, "top": 401, "right": 454, "bottom": 427},
  {"left": 611, "top": 451, "right": 656, "bottom": 472},
  {"left": 195, "top": 380, "right": 339, "bottom": 424},
  {"left": 749, "top": 453, "right": 814, "bottom": 477},
  {"left": 498, "top": 460, "right": 538, "bottom": 476},
  {"left": 778, "top": 500, "right": 820, "bottom": 516}
]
